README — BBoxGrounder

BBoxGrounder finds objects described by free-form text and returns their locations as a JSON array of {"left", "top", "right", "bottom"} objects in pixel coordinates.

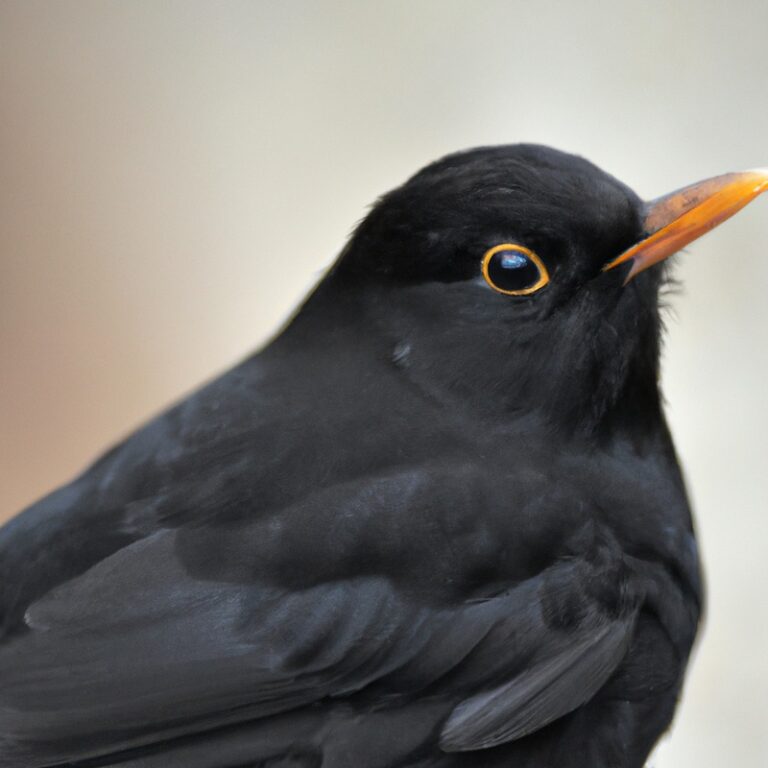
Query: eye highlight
[{"left": 481, "top": 244, "right": 550, "bottom": 296}]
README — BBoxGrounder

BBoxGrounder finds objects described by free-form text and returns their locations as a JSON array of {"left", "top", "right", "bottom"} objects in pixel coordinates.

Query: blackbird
[{"left": 1, "top": 145, "right": 766, "bottom": 768}]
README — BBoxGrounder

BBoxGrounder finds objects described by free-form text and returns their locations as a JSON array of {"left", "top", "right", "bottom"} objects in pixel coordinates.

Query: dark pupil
[{"left": 488, "top": 250, "right": 540, "bottom": 292}]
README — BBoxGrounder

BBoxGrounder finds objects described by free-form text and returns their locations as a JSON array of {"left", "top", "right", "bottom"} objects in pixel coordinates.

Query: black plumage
[{"left": 7, "top": 143, "right": 763, "bottom": 768}]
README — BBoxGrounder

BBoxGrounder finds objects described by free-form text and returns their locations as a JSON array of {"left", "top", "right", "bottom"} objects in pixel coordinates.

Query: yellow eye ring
[{"left": 481, "top": 244, "right": 550, "bottom": 296}]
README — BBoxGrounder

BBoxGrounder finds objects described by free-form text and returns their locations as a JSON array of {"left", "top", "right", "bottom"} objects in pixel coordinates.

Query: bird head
[{"left": 322, "top": 145, "right": 767, "bottom": 439}]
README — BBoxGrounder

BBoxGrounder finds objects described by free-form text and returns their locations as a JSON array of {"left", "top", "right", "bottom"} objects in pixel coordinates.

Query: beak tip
[{"left": 746, "top": 168, "right": 768, "bottom": 192}]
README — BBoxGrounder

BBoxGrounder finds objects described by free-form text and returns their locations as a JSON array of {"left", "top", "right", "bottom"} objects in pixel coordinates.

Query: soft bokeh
[{"left": 1, "top": 2, "right": 767, "bottom": 765}]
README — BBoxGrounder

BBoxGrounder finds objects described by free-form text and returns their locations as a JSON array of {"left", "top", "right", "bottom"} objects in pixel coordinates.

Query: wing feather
[
  {"left": 0, "top": 526, "right": 638, "bottom": 767},
  {"left": 439, "top": 614, "right": 634, "bottom": 751}
]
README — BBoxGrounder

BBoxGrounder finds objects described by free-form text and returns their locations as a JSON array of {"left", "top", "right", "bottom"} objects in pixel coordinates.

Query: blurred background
[{"left": 1, "top": 1, "right": 767, "bottom": 765}]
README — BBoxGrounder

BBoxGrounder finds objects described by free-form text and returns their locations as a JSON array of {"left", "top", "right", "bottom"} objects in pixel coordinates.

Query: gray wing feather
[{"left": 440, "top": 611, "right": 635, "bottom": 751}]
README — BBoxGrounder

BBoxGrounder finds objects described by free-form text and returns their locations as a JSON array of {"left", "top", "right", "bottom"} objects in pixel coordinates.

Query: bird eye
[{"left": 481, "top": 244, "right": 550, "bottom": 296}]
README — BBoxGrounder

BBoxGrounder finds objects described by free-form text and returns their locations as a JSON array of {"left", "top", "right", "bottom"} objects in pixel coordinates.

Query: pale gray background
[{"left": 1, "top": 2, "right": 767, "bottom": 765}]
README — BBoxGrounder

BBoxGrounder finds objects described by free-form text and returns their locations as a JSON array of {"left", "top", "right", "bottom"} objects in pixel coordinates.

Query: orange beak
[{"left": 604, "top": 169, "right": 768, "bottom": 281}]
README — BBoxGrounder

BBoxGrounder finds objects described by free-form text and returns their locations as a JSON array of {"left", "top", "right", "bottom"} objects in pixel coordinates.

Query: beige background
[{"left": 1, "top": 2, "right": 767, "bottom": 765}]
